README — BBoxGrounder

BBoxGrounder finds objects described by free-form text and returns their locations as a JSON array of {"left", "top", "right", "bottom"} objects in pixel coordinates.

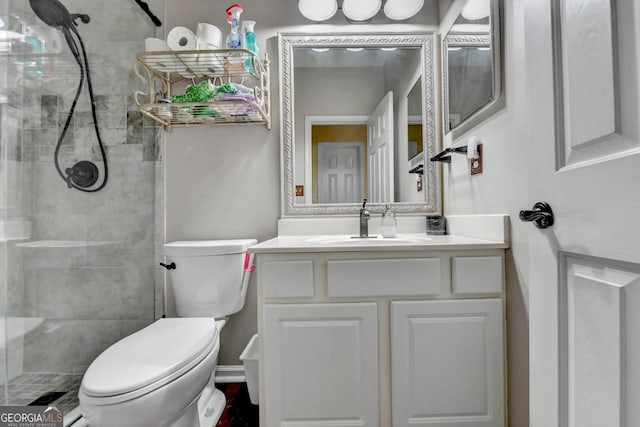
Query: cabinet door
[
  {"left": 263, "top": 303, "right": 379, "bottom": 427},
  {"left": 391, "top": 299, "right": 504, "bottom": 427}
]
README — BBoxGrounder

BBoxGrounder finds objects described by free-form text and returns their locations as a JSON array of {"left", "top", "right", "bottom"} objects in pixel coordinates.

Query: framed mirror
[
  {"left": 279, "top": 33, "right": 440, "bottom": 216},
  {"left": 442, "top": 0, "right": 501, "bottom": 134}
]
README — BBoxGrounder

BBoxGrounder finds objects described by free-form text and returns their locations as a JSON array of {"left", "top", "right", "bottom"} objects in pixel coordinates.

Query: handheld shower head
[
  {"left": 28, "top": 0, "right": 75, "bottom": 30},
  {"left": 28, "top": 0, "right": 109, "bottom": 193}
]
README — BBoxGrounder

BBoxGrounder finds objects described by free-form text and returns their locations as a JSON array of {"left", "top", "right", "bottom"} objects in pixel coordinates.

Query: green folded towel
[{"left": 170, "top": 80, "right": 215, "bottom": 103}]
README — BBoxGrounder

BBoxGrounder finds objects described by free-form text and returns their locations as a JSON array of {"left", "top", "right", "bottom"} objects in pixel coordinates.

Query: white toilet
[{"left": 78, "top": 239, "right": 257, "bottom": 427}]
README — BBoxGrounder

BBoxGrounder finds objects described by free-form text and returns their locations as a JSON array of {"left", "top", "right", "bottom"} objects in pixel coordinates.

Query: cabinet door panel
[
  {"left": 391, "top": 299, "right": 504, "bottom": 427},
  {"left": 264, "top": 303, "right": 379, "bottom": 427}
]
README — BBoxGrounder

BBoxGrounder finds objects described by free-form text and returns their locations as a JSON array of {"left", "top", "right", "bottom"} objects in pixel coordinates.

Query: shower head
[
  {"left": 29, "top": 0, "right": 90, "bottom": 60},
  {"left": 29, "top": 0, "right": 76, "bottom": 29}
]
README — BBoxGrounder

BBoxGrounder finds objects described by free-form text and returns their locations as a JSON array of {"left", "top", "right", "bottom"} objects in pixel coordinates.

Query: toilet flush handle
[{"left": 159, "top": 262, "right": 176, "bottom": 270}]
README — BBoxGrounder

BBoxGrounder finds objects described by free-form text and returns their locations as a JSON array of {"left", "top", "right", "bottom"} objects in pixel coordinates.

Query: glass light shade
[
  {"left": 461, "top": 0, "right": 491, "bottom": 20},
  {"left": 383, "top": 0, "right": 424, "bottom": 20},
  {"left": 298, "top": 0, "right": 338, "bottom": 21},
  {"left": 342, "top": 0, "right": 381, "bottom": 22}
]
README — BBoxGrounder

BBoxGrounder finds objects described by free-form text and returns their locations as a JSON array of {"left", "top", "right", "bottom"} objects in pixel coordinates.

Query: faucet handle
[{"left": 361, "top": 198, "right": 368, "bottom": 209}]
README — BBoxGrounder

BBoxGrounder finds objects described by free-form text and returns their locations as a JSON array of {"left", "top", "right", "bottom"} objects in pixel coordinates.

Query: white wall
[
  {"left": 442, "top": 1, "right": 530, "bottom": 426},
  {"left": 164, "top": 0, "right": 439, "bottom": 364}
]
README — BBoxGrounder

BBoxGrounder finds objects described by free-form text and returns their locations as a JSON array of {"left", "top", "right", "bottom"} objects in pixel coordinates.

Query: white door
[
  {"left": 317, "top": 142, "right": 363, "bottom": 203},
  {"left": 391, "top": 299, "right": 504, "bottom": 427},
  {"left": 262, "top": 303, "right": 379, "bottom": 427},
  {"left": 525, "top": 1, "right": 640, "bottom": 426},
  {"left": 368, "top": 91, "right": 394, "bottom": 203}
]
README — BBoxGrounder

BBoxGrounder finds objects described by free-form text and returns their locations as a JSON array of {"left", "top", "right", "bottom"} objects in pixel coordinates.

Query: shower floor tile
[{"left": 7, "top": 372, "right": 83, "bottom": 414}]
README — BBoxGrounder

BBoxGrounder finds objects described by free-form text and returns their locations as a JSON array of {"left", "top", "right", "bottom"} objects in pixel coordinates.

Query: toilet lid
[
  {"left": 81, "top": 318, "right": 218, "bottom": 398},
  {"left": 163, "top": 239, "right": 257, "bottom": 256}
]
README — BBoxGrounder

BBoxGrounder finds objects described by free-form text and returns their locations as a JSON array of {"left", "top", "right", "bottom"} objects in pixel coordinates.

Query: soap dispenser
[{"left": 381, "top": 204, "right": 397, "bottom": 238}]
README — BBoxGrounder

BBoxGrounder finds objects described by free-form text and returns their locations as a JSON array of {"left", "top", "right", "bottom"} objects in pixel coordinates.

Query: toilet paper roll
[
  {"left": 167, "top": 26, "right": 198, "bottom": 51},
  {"left": 196, "top": 23, "right": 222, "bottom": 49},
  {"left": 195, "top": 24, "right": 222, "bottom": 76},
  {"left": 144, "top": 38, "right": 172, "bottom": 73},
  {"left": 144, "top": 37, "right": 170, "bottom": 52},
  {"left": 167, "top": 27, "right": 198, "bottom": 78}
]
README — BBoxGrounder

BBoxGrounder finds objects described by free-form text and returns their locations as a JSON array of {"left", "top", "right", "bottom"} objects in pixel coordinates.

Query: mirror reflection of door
[
  {"left": 367, "top": 92, "right": 394, "bottom": 203},
  {"left": 317, "top": 142, "right": 364, "bottom": 203},
  {"left": 407, "top": 79, "right": 423, "bottom": 160},
  {"left": 408, "top": 121, "right": 423, "bottom": 159},
  {"left": 311, "top": 124, "right": 367, "bottom": 204}
]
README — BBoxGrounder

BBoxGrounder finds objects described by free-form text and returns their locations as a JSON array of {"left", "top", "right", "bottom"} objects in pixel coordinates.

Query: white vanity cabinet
[
  {"left": 263, "top": 302, "right": 379, "bottom": 426},
  {"left": 391, "top": 299, "right": 504, "bottom": 427},
  {"left": 252, "top": 242, "right": 507, "bottom": 427}
]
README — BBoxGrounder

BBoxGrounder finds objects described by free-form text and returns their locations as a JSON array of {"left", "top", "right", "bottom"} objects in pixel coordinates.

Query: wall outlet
[
  {"left": 471, "top": 144, "right": 483, "bottom": 175},
  {"left": 295, "top": 185, "right": 304, "bottom": 197}
]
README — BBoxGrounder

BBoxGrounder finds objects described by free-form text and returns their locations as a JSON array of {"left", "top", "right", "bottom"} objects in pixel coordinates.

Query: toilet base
[
  {"left": 162, "top": 372, "right": 226, "bottom": 427},
  {"left": 195, "top": 372, "right": 226, "bottom": 427}
]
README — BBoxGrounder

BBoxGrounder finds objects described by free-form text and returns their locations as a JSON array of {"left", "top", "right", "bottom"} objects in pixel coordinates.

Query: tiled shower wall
[{"left": 2, "top": 0, "right": 164, "bottom": 387}]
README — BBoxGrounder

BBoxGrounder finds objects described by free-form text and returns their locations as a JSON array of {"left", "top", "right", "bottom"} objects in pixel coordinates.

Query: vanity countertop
[{"left": 249, "top": 233, "right": 509, "bottom": 254}]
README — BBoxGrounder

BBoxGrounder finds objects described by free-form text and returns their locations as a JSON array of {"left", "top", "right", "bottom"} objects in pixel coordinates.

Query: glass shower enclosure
[{"left": 0, "top": 0, "right": 164, "bottom": 422}]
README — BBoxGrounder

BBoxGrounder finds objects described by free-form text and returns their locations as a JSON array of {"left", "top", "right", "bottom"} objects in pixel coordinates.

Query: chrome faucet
[{"left": 359, "top": 198, "right": 370, "bottom": 238}]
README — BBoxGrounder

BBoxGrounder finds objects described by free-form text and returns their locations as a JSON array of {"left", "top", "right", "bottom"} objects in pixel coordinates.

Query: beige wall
[
  {"left": 442, "top": 1, "right": 530, "bottom": 426},
  {"left": 163, "top": 1, "right": 439, "bottom": 364}
]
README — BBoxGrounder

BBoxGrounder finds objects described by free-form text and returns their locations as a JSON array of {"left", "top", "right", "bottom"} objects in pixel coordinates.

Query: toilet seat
[{"left": 80, "top": 318, "right": 218, "bottom": 405}]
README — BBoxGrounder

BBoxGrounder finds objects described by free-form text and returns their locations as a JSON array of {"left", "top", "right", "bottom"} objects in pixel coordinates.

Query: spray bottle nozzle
[{"left": 226, "top": 3, "right": 244, "bottom": 23}]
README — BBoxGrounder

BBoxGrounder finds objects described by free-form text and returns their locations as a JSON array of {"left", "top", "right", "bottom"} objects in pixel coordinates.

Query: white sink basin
[{"left": 306, "top": 234, "right": 432, "bottom": 245}]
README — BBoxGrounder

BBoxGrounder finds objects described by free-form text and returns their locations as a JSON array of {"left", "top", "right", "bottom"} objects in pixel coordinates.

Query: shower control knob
[{"left": 65, "top": 161, "right": 99, "bottom": 189}]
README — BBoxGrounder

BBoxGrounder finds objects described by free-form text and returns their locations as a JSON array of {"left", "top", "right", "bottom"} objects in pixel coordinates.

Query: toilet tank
[{"left": 163, "top": 239, "right": 257, "bottom": 317}]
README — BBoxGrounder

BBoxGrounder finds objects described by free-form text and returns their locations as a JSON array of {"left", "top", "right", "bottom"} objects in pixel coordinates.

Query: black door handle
[
  {"left": 159, "top": 262, "right": 176, "bottom": 270},
  {"left": 519, "top": 202, "right": 554, "bottom": 229}
]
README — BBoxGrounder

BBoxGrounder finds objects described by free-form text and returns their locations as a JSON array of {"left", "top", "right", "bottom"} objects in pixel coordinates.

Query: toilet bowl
[{"left": 79, "top": 239, "right": 257, "bottom": 427}]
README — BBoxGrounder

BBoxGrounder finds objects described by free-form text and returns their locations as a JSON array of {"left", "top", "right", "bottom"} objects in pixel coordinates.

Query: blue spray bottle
[
  {"left": 242, "top": 20, "right": 259, "bottom": 73},
  {"left": 225, "top": 4, "right": 243, "bottom": 50}
]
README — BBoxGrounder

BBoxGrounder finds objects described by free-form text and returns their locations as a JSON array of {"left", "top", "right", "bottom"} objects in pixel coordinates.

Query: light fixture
[
  {"left": 347, "top": 47, "right": 364, "bottom": 52},
  {"left": 342, "top": 0, "right": 381, "bottom": 22},
  {"left": 461, "top": 0, "right": 491, "bottom": 20},
  {"left": 312, "top": 47, "right": 330, "bottom": 52},
  {"left": 383, "top": 0, "right": 424, "bottom": 20},
  {"left": 298, "top": 0, "right": 338, "bottom": 21},
  {"left": 298, "top": 0, "right": 424, "bottom": 23},
  {"left": 380, "top": 47, "right": 397, "bottom": 51}
]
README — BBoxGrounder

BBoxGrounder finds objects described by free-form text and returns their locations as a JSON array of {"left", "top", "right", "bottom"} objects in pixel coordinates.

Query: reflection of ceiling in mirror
[
  {"left": 451, "top": 10, "right": 490, "bottom": 35},
  {"left": 461, "top": 0, "right": 490, "bottom": 20},
  {"left": 294, "top": 47, "right": 419, "bottom": 69}
]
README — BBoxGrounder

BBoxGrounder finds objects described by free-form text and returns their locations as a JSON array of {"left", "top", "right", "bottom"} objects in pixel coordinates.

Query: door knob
[{"left": 519, "top": 202, "right": 554, "bottom": 229}]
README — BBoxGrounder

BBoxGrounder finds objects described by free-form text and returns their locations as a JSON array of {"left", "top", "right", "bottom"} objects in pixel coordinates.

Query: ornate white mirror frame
[{"left": 279, "top": 33, "right": 441, "bottom": 217}]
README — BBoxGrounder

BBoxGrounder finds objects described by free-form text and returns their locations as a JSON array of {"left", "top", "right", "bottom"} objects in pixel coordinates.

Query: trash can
[{"left": 240, "top": 334, "right": 259, "bottom": 405}]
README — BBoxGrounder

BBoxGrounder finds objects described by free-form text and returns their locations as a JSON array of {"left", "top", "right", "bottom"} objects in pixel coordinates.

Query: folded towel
[{"left": 214, "top": 92, "right": 257, "bottom": 102}]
